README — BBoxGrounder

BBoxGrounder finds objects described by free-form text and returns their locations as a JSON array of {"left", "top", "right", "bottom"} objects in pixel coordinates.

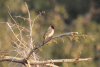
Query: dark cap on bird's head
[{"left": 51, "top": 26, "right": 54, "bottom": 29}]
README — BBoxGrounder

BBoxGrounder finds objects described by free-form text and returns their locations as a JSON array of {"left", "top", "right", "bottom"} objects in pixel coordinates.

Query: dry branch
[
  {"left": 24, "top": 2, "right": 32, "bottom": 47},
  {"left": 26, "top": 32, "right": 78, "bottom": 60},
  {"left": 0, "top": 56, "right": 92, "bottom": 65},
  {"left": 0, "top": 56, "right": 23, "bottom": 63},
  {"left": 30, "top": 58, "right": 92, "bottom": 65}
]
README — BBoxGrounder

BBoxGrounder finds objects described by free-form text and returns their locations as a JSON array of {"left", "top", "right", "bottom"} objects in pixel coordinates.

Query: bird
[{"left": 43, "top": 26, "right": 54, "bottom": 44}]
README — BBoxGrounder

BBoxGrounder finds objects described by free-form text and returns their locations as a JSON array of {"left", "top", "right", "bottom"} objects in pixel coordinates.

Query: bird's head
[{"left": 51, "top": 26, "right": 54, "bottom": 29}]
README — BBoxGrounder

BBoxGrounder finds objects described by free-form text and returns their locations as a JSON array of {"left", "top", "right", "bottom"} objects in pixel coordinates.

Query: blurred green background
[{"left": 0, "top": 0, "right": 100, "bottom": 67}]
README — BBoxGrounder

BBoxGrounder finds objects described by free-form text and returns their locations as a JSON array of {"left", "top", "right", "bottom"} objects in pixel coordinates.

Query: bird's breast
[{"left": 48, "top": 29, "right": 54, "bottom": 37}]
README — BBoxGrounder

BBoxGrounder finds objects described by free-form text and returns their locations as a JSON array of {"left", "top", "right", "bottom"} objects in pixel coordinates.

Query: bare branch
[
  {"left": 24, "top": 2, "right": 32, "bottom": 47},
  {"left": 0, "top": 22, "right": 7, "bottom": 23},
  {"left": 31, "top": 11, "right": 44, "bottom": 27},
  {"left": 29, "top": 58, "right": 92, "bottom": 65},
  {"left": 7, "top": 11, "right": 28, "bottom": 51},
  {"left": 14, "top": 12, "right": 45, "bottom": 28},
  {"left": 75, "top": 52, "right": 81, "bottom": 63},
  {"left": 0, "top": 56, "right": 23, "bottom": 63},
  {"left": 0, "top": 56, "right": 91, "bottom": 65},
  {"left": 26, "top": 32, "right": 78, "bottom": 60},
  {"left": 14, "top": 15, "right": 32, "bottom": 22},
  {"left": 7, "top": 22, "right": 22, "bottom": 44}
]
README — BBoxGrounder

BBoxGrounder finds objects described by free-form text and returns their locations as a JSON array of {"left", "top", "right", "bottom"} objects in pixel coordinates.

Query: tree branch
[
  {"left": 26, "top": 32, "right": 78, "bottom": 60},
  {"left": 24, "top": 2, "right": 33, "bottom": 48},
  {"left": 29, "top": 58, "right": 92, "bottom": 65},
  {"left": 0, "top": 56, "right": 91, "bottom": 65},
  {"left": 0, "top": 56, "right": 23, "bottom": 63}
]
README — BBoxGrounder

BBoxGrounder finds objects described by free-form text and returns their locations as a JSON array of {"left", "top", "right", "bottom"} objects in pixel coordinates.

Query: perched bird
[{"left": 43, "top": 26, "right": 54, "bottom": 43}]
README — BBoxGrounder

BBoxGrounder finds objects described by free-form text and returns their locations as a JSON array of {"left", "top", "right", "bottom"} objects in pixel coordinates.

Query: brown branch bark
[{"left": 25, "top": 32, "right": 78, "bottom": 60}]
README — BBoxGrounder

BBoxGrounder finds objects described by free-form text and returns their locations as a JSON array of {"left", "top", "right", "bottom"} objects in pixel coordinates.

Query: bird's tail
[
  {"left": 43, "top": 39, "right": 45, "bottom": 45},
  {"left": 43, "top": 36, "right": 45, "bottom": 45},
  {"left": 43, "top": 36, "right": 48, "bottom": 44}
]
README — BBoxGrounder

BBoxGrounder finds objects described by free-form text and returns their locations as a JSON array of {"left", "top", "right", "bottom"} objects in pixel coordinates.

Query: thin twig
[
  {"left": 8, "top": 11, "right": 27, "bottom": 49},
  {"left": 24, "top": 2, "right": 32, "bottom": 47},
  {"left": 75, "top": 52, "right": 81, "bottom": 63},
  {"left": 7, "top": 22, "right": 22, "bottom": 45},
  {"left": 0, "top": 22, "right": 7, "bottom": 23},
  {"left": 14, "top": 16, "right": 33, "bottom": 23}
]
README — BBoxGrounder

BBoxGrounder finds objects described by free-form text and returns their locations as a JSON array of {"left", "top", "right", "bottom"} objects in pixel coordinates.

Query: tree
[{"left": 0, "top": 2, "right": 93, "bottom": 67}]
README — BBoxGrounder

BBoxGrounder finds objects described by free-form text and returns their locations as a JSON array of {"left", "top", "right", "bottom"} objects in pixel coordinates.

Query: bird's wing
[{"left": 43, "top": 26, "right": 52, "bottom": 39}]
